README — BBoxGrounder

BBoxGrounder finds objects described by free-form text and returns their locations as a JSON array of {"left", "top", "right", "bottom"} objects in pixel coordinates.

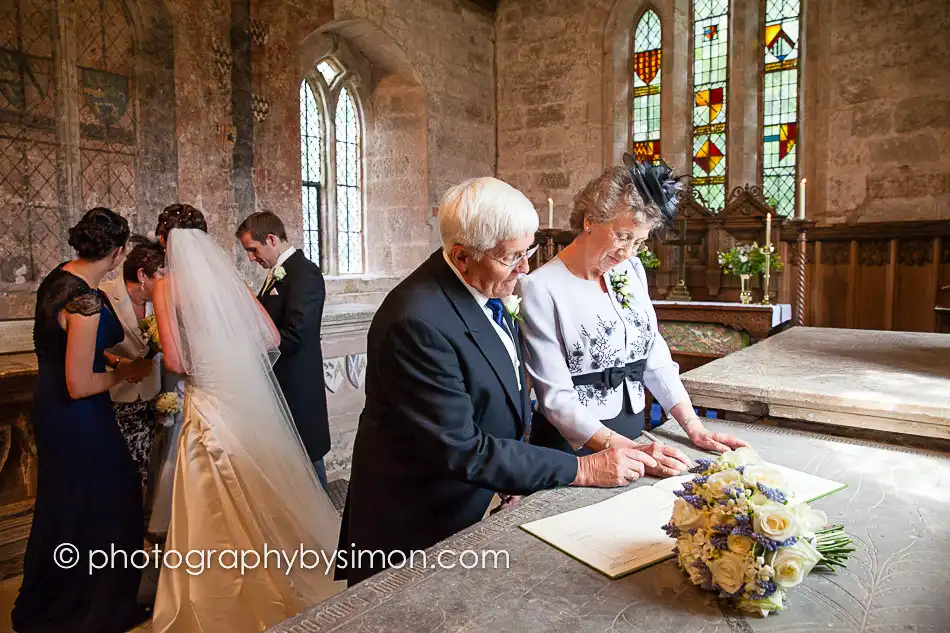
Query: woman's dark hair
[
  {"left": 155, "top": 203, "right": 207, "bottom": 242},
  {"left": 68, "top": 207, "right": 131, "bottom": 260},
  {"left": 122, "top": 237, "right": 166, "bottom": 283}
]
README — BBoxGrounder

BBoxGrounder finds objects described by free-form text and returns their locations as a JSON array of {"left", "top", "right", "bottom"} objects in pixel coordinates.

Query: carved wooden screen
[
  {"left": 73, "top": 0, "right": 138, "bottom": 231},
  {"left": 0, "top": 0, "right": 62, "bottom": 285}
]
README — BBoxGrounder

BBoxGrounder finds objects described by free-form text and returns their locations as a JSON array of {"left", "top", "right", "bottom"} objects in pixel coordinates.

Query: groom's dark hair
[{"left": 236, "top": 211, "right": 287, "bottom": 243}]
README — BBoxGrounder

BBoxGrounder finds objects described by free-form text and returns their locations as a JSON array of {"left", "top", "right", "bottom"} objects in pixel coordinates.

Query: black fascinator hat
[{"left": 622, "top": 152, "right": 688, "bottom": 229}]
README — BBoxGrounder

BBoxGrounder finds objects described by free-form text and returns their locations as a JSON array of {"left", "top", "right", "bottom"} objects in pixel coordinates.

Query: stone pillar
[{"left": 726, "top": 0, "right": 762, "bottom": 194}]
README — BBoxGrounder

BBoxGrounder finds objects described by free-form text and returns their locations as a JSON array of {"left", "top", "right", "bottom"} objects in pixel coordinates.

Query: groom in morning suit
[
  {"left": 236, "top": 211, "right": 332, "bottom": 490},
  {"left": 336, "top": 177, "right": 652, "bottom": 586}
]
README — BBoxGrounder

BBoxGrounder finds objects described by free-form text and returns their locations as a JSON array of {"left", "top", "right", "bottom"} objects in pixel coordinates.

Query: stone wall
[
  {"left": 496, "top": 0, "right": 950, "bottom": 226},
  {"left": 0, "top": 0, "right": 495, "bottom": 318}
]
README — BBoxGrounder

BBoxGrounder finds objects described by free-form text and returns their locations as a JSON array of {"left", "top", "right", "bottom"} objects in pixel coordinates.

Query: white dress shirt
[
  {"left": 263, "top": 245, "right": 296, "bottom": 292},
  {"left": 442, "top": 250, "right": 521, "bottom": 390},
  {"left": 516, "top": 256, "right": 687, "bottom": 449}
]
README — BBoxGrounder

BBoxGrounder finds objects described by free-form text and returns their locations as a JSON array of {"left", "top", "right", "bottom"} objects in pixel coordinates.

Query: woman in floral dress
[{"left": 517, "top": 155, "right": 748, "bottom": 477}]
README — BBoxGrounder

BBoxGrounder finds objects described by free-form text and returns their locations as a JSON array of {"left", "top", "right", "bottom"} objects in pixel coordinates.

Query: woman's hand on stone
[{"left": 685, "top": 419, "right": 749, "bottom": 453}]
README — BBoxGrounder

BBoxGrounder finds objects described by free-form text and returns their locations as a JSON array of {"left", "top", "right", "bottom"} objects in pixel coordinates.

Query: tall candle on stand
[
  {"left": 547, "top": 198, "right": 554, "bottom": 228},
  {"left": 763, "top": 213, "right": 772, "bottom": 305},
  {"left": 798, "top": 178, "right": 807, "bottom": 219}
]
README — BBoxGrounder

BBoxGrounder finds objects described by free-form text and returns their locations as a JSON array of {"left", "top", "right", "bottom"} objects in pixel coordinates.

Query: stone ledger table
[
  {"left": 680, "top": 327, "right": 950, "bottom": 440},
  {"left": 268, "top": 420, "right": 950, "bottom": 633}
]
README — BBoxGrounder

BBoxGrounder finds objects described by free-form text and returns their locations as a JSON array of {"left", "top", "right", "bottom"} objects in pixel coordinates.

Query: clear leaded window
[{"left": 298, "top": 58, "right": 364, "bottom": 274}]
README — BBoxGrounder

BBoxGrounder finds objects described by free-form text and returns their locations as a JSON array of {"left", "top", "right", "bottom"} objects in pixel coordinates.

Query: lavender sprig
[{"left": 757, "top": 483, "right": 787, "bottom": 504}]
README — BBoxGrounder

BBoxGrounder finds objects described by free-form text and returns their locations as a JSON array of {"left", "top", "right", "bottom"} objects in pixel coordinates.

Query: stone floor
[{"left": 0, "top": 478, "right": 350, "bottom": 633}]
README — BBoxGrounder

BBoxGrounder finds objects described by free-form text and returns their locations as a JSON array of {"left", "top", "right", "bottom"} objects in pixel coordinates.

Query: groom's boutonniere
[
  {"left": 272, "top": 265, "right": 286, "bottom": 282},
  {"left": 502, "top": 294, "right": 523, "bottom": 322},
  {"left": 609, "top": 272, "right": 633, "bottom": 309}
]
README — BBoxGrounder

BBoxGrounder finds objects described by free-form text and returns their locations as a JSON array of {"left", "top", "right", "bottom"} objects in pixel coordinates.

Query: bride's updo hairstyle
[{"left": 155, "top": 203, "right": 207, "bottom": 243}]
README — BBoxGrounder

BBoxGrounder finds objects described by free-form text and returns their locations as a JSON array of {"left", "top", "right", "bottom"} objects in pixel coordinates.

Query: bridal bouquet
[
  {"left": 139, "top": 315, "right": 162, "bottom": 358},
  {"left": 154, "top": 391, "right": 182, "bottom": 427},
  {"left": 662, "top": 448, "right": 853, "bottom": 617}
]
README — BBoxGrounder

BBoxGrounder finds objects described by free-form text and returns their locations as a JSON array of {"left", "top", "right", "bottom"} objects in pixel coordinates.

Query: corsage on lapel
[
  {"left": 608, "top": 272, "right": 633, "bottom": 309},
  {"left": 272, "top": 265, "right": 286, "bottom": 282},
  {"left": 502, "top": 294, "right": 523, "bottom": 322}
]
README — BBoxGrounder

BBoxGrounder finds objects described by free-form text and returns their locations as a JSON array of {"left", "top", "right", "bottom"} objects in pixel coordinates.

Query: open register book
[{"left": 520, "top": 463, "right": 846, "bottom": 579}]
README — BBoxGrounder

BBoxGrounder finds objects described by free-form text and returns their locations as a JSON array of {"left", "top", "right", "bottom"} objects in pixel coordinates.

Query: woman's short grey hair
[
  {"left": 569, "top": 166, "right": 662, "bottom": 232},
  {"left": 439, "top": 177, "right": 539, "bottom": 257}
]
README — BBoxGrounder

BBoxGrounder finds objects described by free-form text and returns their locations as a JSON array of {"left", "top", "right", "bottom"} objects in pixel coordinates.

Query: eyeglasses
[
  {"left": 481, "top": 244, "right": 540, "bottom": 269},
  {"left": 608, "top": 226, "right": 647, "bottom": 252}
]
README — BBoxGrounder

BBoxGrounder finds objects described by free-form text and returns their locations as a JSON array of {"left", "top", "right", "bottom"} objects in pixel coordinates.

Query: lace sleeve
[{"left": 64, "top": 291, "right": 102, "bottom": 317}]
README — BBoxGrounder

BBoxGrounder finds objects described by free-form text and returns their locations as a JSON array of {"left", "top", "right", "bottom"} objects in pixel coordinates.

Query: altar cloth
[{"left": 267, "top": 419, "right": 950, "bottom": 633}]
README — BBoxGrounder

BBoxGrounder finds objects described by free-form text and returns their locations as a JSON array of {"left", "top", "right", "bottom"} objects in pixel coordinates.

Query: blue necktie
[{"left": 486, "top": 299, "right": 511, "bottom": 339}]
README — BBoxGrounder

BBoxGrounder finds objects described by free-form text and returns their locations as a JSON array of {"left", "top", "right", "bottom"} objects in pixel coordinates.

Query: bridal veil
[{"left": 153, "top": 228, "right": 342, "bottom": 632}]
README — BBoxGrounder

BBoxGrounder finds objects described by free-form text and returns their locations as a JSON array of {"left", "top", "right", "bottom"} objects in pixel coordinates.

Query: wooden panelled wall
[
  {"left": 796, "top": 222, "right": 949, "bottom": 333},
  {"left": 533, "top": 219, "right": 950, "bottom": 334}
]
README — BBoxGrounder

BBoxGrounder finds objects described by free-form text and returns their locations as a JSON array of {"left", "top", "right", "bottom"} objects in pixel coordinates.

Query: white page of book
[
  {"left": 521, "top": 463, "right": 845, "bottom": 578},
  {"left": 520, "top": 485, "right": 677, "bottom": 578}
]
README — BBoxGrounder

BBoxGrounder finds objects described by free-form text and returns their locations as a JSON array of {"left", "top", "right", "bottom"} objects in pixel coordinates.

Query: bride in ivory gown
[{"left": 150, "top": 206, "right": 344, "bottom": 633}]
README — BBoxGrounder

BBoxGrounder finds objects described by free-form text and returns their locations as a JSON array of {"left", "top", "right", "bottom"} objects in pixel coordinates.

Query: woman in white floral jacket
[{"left": 517, "top": 156, "right": 748, "bottom": 480}]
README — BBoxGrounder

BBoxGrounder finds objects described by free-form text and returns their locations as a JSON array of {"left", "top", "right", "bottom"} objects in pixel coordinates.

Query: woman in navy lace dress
[{"left": 13, "top": 208, "right": 154, "bottom": 633}]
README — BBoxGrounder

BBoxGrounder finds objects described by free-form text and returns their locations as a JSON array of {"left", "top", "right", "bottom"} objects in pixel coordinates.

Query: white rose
[
  {"left": 707, "top": 469, "right": 742, "bottom": 496},
  {"left": 771, "top": 540, "right": 823, "bottom": 588},
  {"left": 789, "top": 504, "right": 827, "bottom": 535},
  {"left": 672, "top": 497, "right": 706, "bottom": 529},
  {"left": 727, "top": 534, "right": 755, "bottom": 556},
  {"left": 743, "top": 465, "right": 788, "bottom": 491},
  {"left": 720, "top": 447, "right": 763, "bottom": 468},
  {"left": 708, "top": 552, "right": 747, "bottom": 594},
  {"left": 272, "top": 265, "right": 286, "bottom": 281},
  {"left": 502, "top": 294, "right": 521, "bottom": 317},
  {"left": 755, "top": 503, "right": 801, "bottom": 543}
]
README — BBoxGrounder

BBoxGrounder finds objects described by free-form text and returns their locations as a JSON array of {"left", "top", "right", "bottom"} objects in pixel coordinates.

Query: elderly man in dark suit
[
  {"left": 336, "top": 177, "right": 657, "bottom": 586},
  {"left": 236, "top": 211, "right": 332, "bottom": 490}
]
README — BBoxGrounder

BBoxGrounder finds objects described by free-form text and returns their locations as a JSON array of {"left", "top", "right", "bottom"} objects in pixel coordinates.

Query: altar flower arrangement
[
  {"left": 637, "top": 246, "right": 660, "bottom": 270},
  {"left": 662, "top": 447, "right": 853, "bottom": 617},
  {"left": 717, "top": 243, "right": 784, "bottom": 276},
  {"left": 139, "top": 315, "right": 162, "bottom": 358}
]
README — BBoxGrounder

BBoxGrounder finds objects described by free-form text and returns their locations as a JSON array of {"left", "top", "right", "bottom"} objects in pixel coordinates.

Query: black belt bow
[{"left": 571, "top": 358, "right": 646, "bottom": 390}]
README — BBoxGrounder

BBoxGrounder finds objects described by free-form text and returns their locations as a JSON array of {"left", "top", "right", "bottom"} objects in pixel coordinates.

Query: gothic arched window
[
  {"left": 299, "top": 58, "right": 365, "bottom": 274},
  {"left": 762, "top": 0, "right": 801, "bottom": 217},
  {"left": 691, "top": 0, "right": 730, "bottom": 211},
  {"left": 632, "top": 8, "right": 662, "bottom": 163}
]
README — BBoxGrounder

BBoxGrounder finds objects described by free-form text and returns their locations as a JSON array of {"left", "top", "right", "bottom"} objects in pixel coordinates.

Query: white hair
[{"left": 439, "top": 177, "right": 539, "bottom": 257}]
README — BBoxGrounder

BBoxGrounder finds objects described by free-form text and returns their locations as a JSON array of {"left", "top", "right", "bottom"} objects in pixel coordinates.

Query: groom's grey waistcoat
[{"left": 335, "top": 250, "right": 578, "bottom": 586}]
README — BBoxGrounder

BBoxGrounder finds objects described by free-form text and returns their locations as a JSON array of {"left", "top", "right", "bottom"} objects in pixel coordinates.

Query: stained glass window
[
  {"left": 632, "top": 9, "right": 662, "bottom": 163},
  {"left": 335, "top": 87, "right": 363, "bottom": 274},
  {"left": 300, "top": 80, "right": 322, "bottom": 263},
  {"left": 762, "top": 0, "right": 800, "bottom": 217},
  {"left": 691, "top": 0, "right": 729, "bottom": 211}
]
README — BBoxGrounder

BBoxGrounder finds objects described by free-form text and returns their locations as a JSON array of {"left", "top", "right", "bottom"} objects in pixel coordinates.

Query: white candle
[
  {"left": 547, "top": 198, "right": 554, "bottom": 228},
  {"left": 765, "top": 212, "right": 771, "bottom": 250},
  {"left": 798, "top": 178, "right": 807, "bottom": 220}
]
